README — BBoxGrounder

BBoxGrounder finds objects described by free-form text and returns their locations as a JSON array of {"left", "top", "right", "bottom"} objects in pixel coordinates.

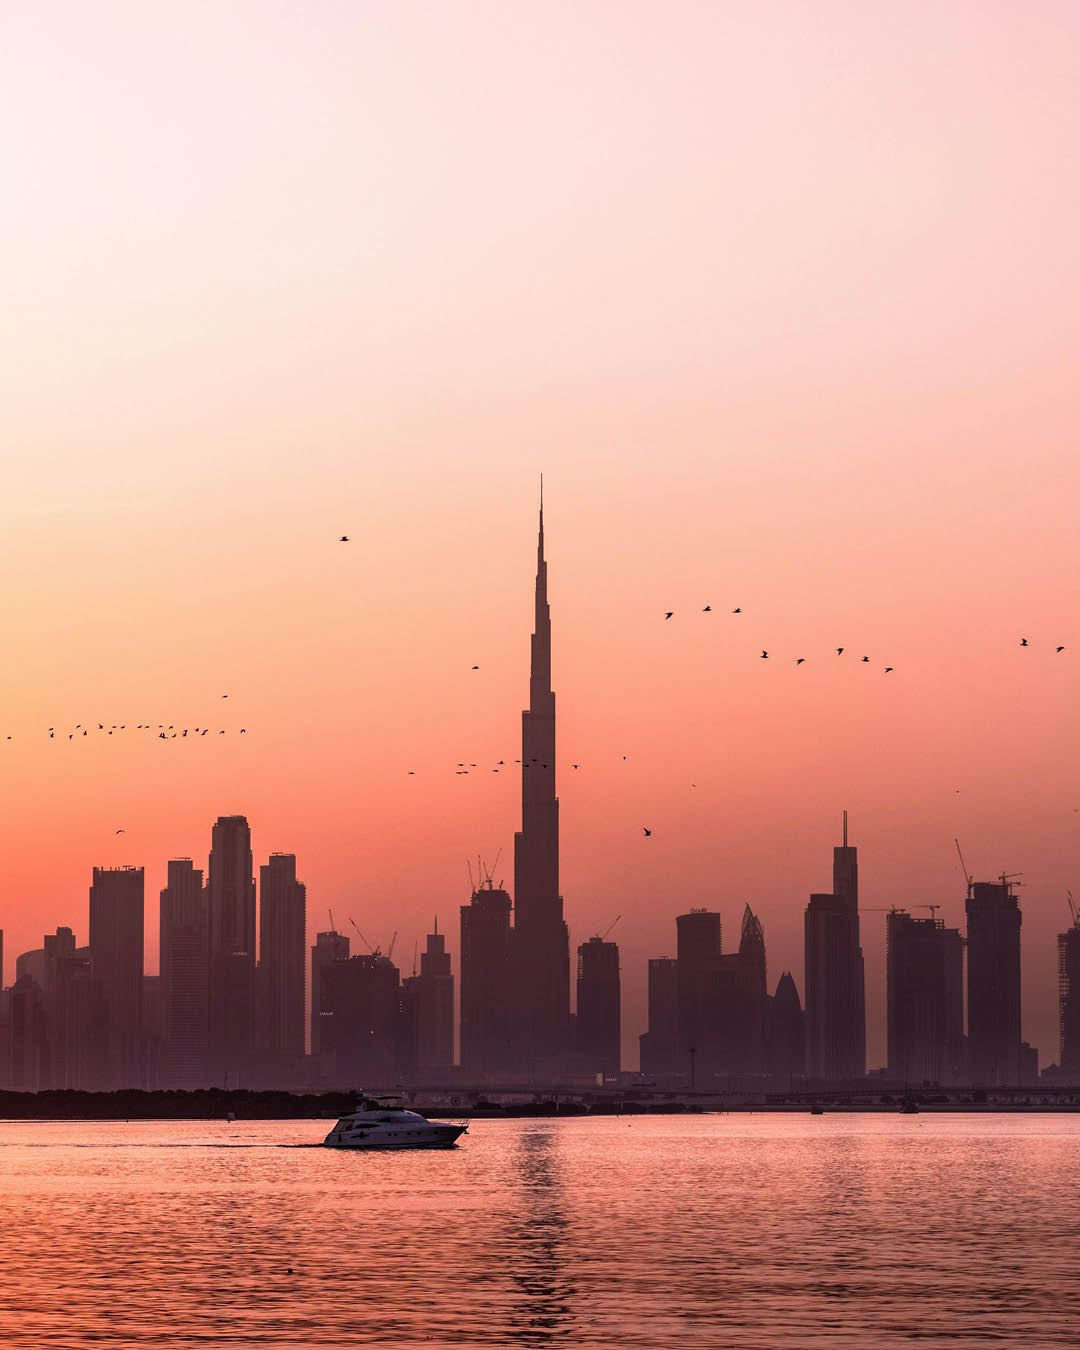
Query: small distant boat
[{"left": 323, "top": 1099, "right": 467, "bottom": 1150}]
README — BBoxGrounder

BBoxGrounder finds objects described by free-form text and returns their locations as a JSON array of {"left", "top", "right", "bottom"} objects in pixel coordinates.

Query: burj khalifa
[{"left": 510, "top": 486, "right": 570, "bottom": 1071}]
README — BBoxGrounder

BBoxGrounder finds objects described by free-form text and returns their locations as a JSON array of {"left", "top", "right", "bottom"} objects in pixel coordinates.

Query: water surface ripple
[{"left": 0, "top": 1114, "right": 1077, "bottom": 1348}]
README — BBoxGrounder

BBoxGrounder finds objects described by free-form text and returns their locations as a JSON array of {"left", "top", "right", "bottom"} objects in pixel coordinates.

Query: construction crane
[
  {"left": 912, "top": 904, "right": 943, "bottom": 920},
  {"left": 387, "top": 931, "right": 398, "bottom": 961},
  {"left": 348, "top": 918, "right": 378, "bottom": 956},
  {"left": 1068, "top": 890, "right": 1079, "bottom": 927},
  {"left": 328, "top": 908, "right": 336, "bottom": 933},
  {"left": 999, "top": 871, "right": 1024, "bottom": 893},
  {"left": 954, "top": 838, "right": 973, "bottom": 897},
  {"left": 594, "top": 914, "right": 621, "bottom": 941}
]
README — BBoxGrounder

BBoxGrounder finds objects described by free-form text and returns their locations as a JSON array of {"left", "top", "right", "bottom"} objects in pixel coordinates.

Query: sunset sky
[{"left": 3, "top": 1, "right": 1079, "bottom": 1068}]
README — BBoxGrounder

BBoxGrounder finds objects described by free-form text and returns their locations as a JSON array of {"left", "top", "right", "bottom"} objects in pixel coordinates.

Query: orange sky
[{"left": 2, "top": 1, "right": 1079, "bottom": 1068}]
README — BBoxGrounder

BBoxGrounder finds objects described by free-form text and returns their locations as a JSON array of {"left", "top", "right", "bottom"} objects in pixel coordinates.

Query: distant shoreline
[{"left": 1, "top": 1088, "right": 1079, "bottom": 1120}]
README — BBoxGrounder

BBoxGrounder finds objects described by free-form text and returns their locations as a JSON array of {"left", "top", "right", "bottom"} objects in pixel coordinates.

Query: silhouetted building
[
  {"left": 159, "top": 858, "right": 208, "bottom": 1088},
  {"left": 576, "top": 937, "right": 620, "bottom": 1078},
  {"left": 887, "top": 911, "right": 965, "bottom": 1085},
  {"left": 7, "top": 975, "right": 47, "bottom": 1091},
  {"left": 320, "top": 953, "right": 402, "bottom": 1085},
  {"left": 206, "top": 816, "right": 256, "bottom": 1085},
  {"left": 1059, "top": 914, "right": 1080, "bottom": 1081},
  {"left": 89, "top": 865, "right": 145, "bottom": 1088},
  {"left": 639, "top": 956, "right": 679, "bottom": 1078},
  {"left": 460, "top": 881, "right": 513, "bottom": 1079},
  {"left": 403, "top": 921, "right": 454, "bottom": 1074},
  {"left": 966, "top": 879, "right": 1022, "bottom": 1085},
  {"left": 676, "top": 909, "right": 723, "bottom": 1072},
  {"left": 804, "top": 814, "right": 866, "bottom": 1081},
  {"left": 941, "top": 925, "right": 966, "bottom": 1083},
  {"left": 695, "top": 906, "right": 768, "bottom": 1080},
  {"left": 767, "top": 971, "right": 805, "bottom": 1082},
  {"left": 510, "top": 493, "right": 571, "bottom": 1072},
  {"left": 257, "top": 853, "right": 306, "bottom": 1063},
  {"left": 51, "top": 950, "right": 102, "bottom": 1089},
  {"left": 311, "top": 929, "right": 349, "bottom": 1061}
]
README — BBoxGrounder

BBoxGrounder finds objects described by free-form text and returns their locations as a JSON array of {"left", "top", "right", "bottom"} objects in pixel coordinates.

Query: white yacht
[{"left": 323, "top": 1100, "right": 467, "bottom": 1150}]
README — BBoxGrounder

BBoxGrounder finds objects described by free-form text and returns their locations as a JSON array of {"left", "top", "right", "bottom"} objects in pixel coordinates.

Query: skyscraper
[
  {"left": 159, "top": 858, "right": 208, "bottom": 1088},
  {"left": 320, "top": 952, "right": 402, "bottom": 1086},
  {"left": 311, "top": 928, "right": 349, "bottom": 1062},
  {"left": 804, "top": 814, "right": 866, "bottom": 1081},
  {"left": 460, "top": 880, "right": 512, "bottom": 1079},
  {"left": 510, "top": 490, "right": 570, "bottom": 1071},
  {"left": 966, "top": 878, "right": 1022, "bottom": 1085},
  {"left": 576, "top": 936, "right": 620, "bottom": 1079},
  {"left": 767, "top": 972, "right": 805, "bottom": 1082},
  {"left": 675, "top": 909, "right": 723, "bottom": 1072},
  {"left": 694, "top": 906, "right": 768, "bottom": 1080},
  {"left": 257, "top": 853, "right": 306, "bottom": 1063},
  {"left": 639, "top": 956, "right": 679, "bottom": 1078},
  {"left": 89, "top": 865, "right": 145, "bottom": 1088},
  {"left": 404, "top": 921, "right": 454, "bottom": 1074},
  {"left": 206, "top": 815, "right": 256, "bottom": 1084},
  {"left": 886, "top": 910, "right": 965, "bottom": 1085},
  {"left": 1059, "top": 907, "right": 1080, "bottom": 1081}
]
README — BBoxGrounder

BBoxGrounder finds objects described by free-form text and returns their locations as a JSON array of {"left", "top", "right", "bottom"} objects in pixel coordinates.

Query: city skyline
[{"left": 2, "top": 500, "right": 1076, "bottom": 1078}]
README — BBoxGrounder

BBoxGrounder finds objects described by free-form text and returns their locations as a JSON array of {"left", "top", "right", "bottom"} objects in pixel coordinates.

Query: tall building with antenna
[
  {"left": 510, "top": 486, "right": 570, "bottom": 1072},
  {"left": 804, "top": 813, "right": 866, "bottom": 1081},
  {"left": 404, "top": 919, "right": 454, "bottom": 1074}
]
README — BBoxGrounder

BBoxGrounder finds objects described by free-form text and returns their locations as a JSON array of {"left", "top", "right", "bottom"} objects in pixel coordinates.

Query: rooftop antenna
[
  {"left": 842, "top": 810, "right": 848, "bottom": 847},
  {"left": 412, "top": 940, "right": 418, "bottom": 978},
  {"left": 328, "top": 908, "right": 335, "bottom": 933}
]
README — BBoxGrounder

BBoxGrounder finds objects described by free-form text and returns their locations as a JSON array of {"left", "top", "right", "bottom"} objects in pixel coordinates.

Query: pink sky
[{"left": 2, "top": 1, "right": 1079, "bottom": 1067}]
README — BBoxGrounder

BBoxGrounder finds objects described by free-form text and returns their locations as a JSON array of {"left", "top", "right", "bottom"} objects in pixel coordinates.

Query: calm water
[{"left": 0, "top": 1113, "right": 1077, "bottom": 1348}]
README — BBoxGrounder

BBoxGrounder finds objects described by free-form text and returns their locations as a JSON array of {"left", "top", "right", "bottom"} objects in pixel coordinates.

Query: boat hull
[{"left": 323, "top": 1125, "right": 467, "bottom": 1150}]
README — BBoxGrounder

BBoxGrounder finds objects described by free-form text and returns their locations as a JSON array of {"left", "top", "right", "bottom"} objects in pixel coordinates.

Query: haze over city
[{"left": 3, "top": 0, "right": 1080, "bottom": 1074}]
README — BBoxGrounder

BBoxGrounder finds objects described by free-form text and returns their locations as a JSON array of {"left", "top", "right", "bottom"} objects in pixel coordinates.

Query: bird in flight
[
  {"left": 1057, "top": 646, "right": 1066, "bottom": 653},
  {"left": 340, "top": 535, "right": 349, "bottom": 542},
  {"left": 836, "top": 648, "right": 844, "bottom": 655},
  {"left": 702, "top": 605, "right": 711, "bottom": 612},
  {"left": 885, "top": 666, "right": 894, "bottom": 673},
  {"left": 572, "top": 763, "right": 579, "bottom": 769},
  {"left": 471, "top": 665, "right": 479, "bottom": 670},
  {"left": 1020, "top": 638, "right": 1028, "bottom": 646},
  {"left": 761, "top": 650, "right": 768, "bottom": 659},
  {"left": 664, "top": 612, "right": 674, "bottom": 620},
  {"left": 115, "top": 828, "right": 125, "bottom": 834},
  {"left": 861, "top": 656, "right": 869, "bottom": 663},
  {"left": 732, "top": 607, "right": 741, "bottom": 614},
  {"left": 222, "top": 694, "right": 228, "bottom": 699},
  {"left": 796, "top": 658, "right": 805, "bottom": 665},
  {"left": 643, "top": 827, "right": 652, "bottom": 837}
]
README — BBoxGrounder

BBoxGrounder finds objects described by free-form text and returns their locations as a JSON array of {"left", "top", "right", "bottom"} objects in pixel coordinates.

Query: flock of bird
[
  {"left": 3, "top": 695, "right": 244, "bottom": 742},
  {"left": 657, "top": 606, "right": 1071, "bottom": 671}
]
